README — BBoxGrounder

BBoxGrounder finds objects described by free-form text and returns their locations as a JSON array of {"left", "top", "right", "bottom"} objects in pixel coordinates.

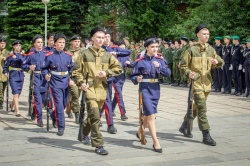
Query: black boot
[
  {"left": 179, "top": 121, "right": 193, "bottom": 138},
  {"left": 202, "top": 130, "right": 216, "bottom": 146}
]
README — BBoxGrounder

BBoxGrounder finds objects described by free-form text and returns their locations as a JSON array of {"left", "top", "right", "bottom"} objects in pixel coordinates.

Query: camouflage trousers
[
  {"left": 180, "top": 68, "right": 187, "bottom": 83},
  {"left": 163, "top": 63, "right": 173, "bottom": 83},
  {"left": 83, "top": 100, "right": 105, "bottom": 147},
  {"left": 184, "top": 91, "right": 210, "bottom": 131},
  {"left": 173, "top": 61, "right": 180, "bottom": 82},
  {"left": 0, "top": 81, "right": 7, "bottom": 102},
  {"left": 68, "top": 85, "right": 81, "bottom": 113}
]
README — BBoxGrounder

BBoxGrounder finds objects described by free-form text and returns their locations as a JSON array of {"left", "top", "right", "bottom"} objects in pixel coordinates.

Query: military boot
[
  {"left": 202, "top": 130, "right": 216, "bottom": 146},
  {"left": 75, "top": 112, "right": 79, "bottom": 124},
  {"left": 107, "top": 125, "right": 117, "bottom": 134},
  {"left": 179, "top": 121, "right": 193, "bottom": 138}
]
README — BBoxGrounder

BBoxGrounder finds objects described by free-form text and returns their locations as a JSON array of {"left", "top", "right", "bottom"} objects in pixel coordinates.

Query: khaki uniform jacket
[
  {"left": 76, "top": 46, "right": 122, "bottom": 101},
  {"left": 0, "top": 49, "right": 10, "bottom": 82},
  {"left": 68, "top": 47, "right": 82, "bottom": 77},
  {"left": 180, "top": 42, "right": 224, "bottom": 92}
]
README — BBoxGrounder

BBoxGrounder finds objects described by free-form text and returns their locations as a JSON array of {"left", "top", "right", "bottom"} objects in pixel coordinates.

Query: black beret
[
  {"left": 32, "top": 34, "right": 43, "bottom": 44},
  {"left": 180, "top": 36, "right": 189, "bottom": 42},
  {"left": 47, "top": 33, "right": 55, "bottom": 39},
  {"left": 0, "top": 38, "right": 7, "bottom": 43},
  {"left": 12, "top": 40, "right": 22, "bottom": 46},
  {"left": 70, "top": 35, "right": 81, "bottom": 41},
  {"left": 90, "top": 27, "right": 105, "bottom": 37},
  {"left": 195, "top": 24, "right": 208, "bottom": 34},
  {"left": 144, "top": 38, "right": 159, "bottom": 47},
  {"left": 54, "top": 33, "right": 66, "bottom": 42},
  {"left": 189, "top": 38, "right": 195, "bottom": 42}
]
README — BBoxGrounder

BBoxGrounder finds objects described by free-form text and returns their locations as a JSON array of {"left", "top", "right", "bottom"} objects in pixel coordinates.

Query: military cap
[
  {"left": 139, "top": 40, "right": 143, "bottom": 43},
  {"left": 189, "top": 38, "right": 196, "bottom": 42},
  {"left": 54, "top": 33, "right": 66, "bottom": 42},
  {"left": 123, "top": 37, "right": 129, "bottom": 40},
  {"left": 214, "top": 36, "right": 222, "bottom": 40},
  {"left": 32, "top": 34, "right": 43, "bottom": 44},
  {"left": 157, "top": 38, "right": 162, "bottom": 41},
  {"left": 231, "top": 36, "right": 240, "bottom": 40},
  {"left": 90, "top": 27, "right": 105, "bottom": 37},
  {"left": 207, "top": 41, "right": 213, "bottom": 46},
  {"left": 195, "top": 24, "right": 208, "bottom": 34},
  {"left": 130, "top": 42, "right": 135, "bottom": 45},
  {"left": 12, "top": 40, "right": 22, "bottom": 46},
  {"left": 70, "top": 35, "right": 81, "bottom": 41},
  {"left": 180, "top": 36, "right": 189, "bottom": 42},
  {"left": 0, "top": 38, "right": 7, "bottom": 43},
  {"left": 47, "top": 33, "right": 55, "bottom": 39},
  {"left": 144, "top": 38, "right": 159, "bottom": 47},
  {"left": 135, "top": 43, "right": 140, "bottom": 46},
  {"left": 240, "top": 41, "right": 246, "bottom": 45},
  {"left": 246, "top": 38, "right": 250, "bottom": 42},
  {"left": 224, "top": 35, "right": 231, "bottom": 39}
]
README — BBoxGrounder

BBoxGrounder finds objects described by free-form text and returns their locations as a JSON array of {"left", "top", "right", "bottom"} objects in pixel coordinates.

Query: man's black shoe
[
  {"left": 37, "top": 121, "right": 43, "bottom": 127},
  {"left": 179, "top": 122, "right": 193, "bottom": 138},
  {"left": 99, "top": 121, "right": 103, "bottom": 127},
  {"left": 112, "top": 112, "right": 116, "bottom": 117},
  {"left": 202, "top": 130, "right": 216, "bottom": 146},
  {"left": 75, "top": 112, "right": 79, "bottom": 124},
  {"left": 225, "top": 91, "right": 231, "bottom": 94},
  {"left": 57, "top": 130, "right": 64, "bottom": 136},
  {"left": 235, "top": 92, "right": 242, "bottom": 96},
  {"left": 107, "top": 125, "right": 117, "bottom": 134},
  {"left": 95, "top": 146, "right": 108, "bottom": 155},
  {"left": 82, "top": 135, "right": 91, "bottom": 145},
  {"left": 121, "top": 114, "right": 128, "bottom": 121},
  {"left": 221, "top": 91, "right": 226, "bottom": 94}
]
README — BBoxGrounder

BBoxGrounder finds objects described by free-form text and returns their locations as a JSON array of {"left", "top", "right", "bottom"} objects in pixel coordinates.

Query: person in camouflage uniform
[
  {"left": 179, "top": 24, "right": 224, "bottom": 146},
  {"left": 172, "top": 40, "right": 182, "bottom": 86},
  {"left": 0, "top": 39, "right": 10, "bottom": 109},
  {"left": 179, "top": 36, "right": 190, "bottom": 87},
  {"left": 76, "top": 27, "right": 122, "bottom": 155},
  {"left": 66, "top": 35, "right": 83, "bottom": 123}
]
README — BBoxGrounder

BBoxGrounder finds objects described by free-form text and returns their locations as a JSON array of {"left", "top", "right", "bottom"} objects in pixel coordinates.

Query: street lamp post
[{"left": 42, "top": 0, "right": 50, "bottom": 47}]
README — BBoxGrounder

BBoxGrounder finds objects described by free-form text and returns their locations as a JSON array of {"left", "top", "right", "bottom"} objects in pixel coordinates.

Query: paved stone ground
[{"left": 0, "top": 74, "right": 250, "bottom": 166}]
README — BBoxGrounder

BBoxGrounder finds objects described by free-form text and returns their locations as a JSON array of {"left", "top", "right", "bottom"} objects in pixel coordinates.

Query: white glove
[
  {"left": 238, "top": 64, "right": 242, "bottom": 70},
  {"left": 229, "top": 64, "right": 233, "bottom": 70},
  {"left": 221, "top": 66, "right": 223, "bottom": 70},
  {"left": 243, "top": 69, "right": 245, "bottom": 72}
]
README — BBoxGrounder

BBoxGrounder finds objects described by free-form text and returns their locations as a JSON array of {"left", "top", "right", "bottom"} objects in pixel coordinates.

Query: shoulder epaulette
[
  {"left": 46, "top": 52, "right": 54, "bottom": 57},
  {"left": 6, "top": 53, "right": 14, "bottom": 58},
  {"left": 65, "top": 51, "right": 72, "bottom": 56},
  {"left": 155, "top": 54, "right": 164, "bottom": 60},
  {"left": 135, "top": 56, "right": 145, "bottom": 62},
  {"left": 111, "top": 45, "right": 118, "bottom": 48},
  {"left": 26, "top": 51, "right": 34, "bottom": 56}
]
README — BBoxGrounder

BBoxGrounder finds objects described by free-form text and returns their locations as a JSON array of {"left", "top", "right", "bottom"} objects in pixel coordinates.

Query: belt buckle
[
  {"left": 17, "top": 68, "right": 21, "bottom": 71},
  {"left": 150, "top": 79, "right": 155, "bottom": 83},
  {"left": 61, "top": 72, "right": 65, "bottom": 76}
]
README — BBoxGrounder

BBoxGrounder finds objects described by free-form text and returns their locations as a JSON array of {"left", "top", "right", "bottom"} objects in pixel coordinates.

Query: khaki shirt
[
  {"left": 0, "top": 49, "right": 10, "bottom": 82},
  {"left": 68, "top": 47, "right": 82, "bottom": 77},
  {"left": 180, "top": 42, "right": 224, "bottom": 92},
  {"left": 76, "top": 46, "right": 122, "bottom": 101}
]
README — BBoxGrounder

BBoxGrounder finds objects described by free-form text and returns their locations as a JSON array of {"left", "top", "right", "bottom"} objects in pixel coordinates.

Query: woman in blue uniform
[
  {"left": 131, "top": 38, "right": 171, "bottom": 153},
  {"left": 3, "top": 40, "right": 26, "bottom": 117}
]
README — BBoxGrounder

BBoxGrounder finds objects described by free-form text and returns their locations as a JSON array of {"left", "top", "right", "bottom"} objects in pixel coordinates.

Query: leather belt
[
  {"left": 51, "top": 71, "right": 68, "bottom": 76},
  {"left": 141, "top": 78, "right": 158, "bottom": 83}
]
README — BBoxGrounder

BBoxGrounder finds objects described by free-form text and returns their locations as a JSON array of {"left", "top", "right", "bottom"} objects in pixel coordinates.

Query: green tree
[{"left": 4, "top": 0, "right": 75, "bottom": 50}]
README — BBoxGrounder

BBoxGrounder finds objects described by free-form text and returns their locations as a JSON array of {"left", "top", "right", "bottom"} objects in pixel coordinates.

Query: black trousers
[
  {"left": 222, "top": 64, "right": 232, "bottom": 92},
  {"left": 213, "top": 68, "right": 223, "bottom": 90},
  {"left": 232, "top": 64, "right": 242, "bottom": 93}
]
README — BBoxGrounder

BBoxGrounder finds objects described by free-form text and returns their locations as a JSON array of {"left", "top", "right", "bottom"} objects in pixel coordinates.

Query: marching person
[
  {"left": 66, "top": 35, "right": 83, "bottom": 122},
  {"left": 3, "top": 40, "right": 27, "bottom": 117},
  {"left": 22, "top": 35, "right": 52, "bottom": 127},
  {"left": 42, "top": 34, "right": 73, "bottom": 136},
  {"left": 131, "top": 37, "right": 171, "bottom": 153},
  {"left": 179, "top": 24, "right": 224, "bottom": 146},
  {"left": 76, "top": 27, "right": 122, "bottom": 155},
  {"left": 0, "top": 38, "right": 10, "bottom": 109},
  {"left": 44, "top": 33, "right": 56, "bottom": 52}
]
